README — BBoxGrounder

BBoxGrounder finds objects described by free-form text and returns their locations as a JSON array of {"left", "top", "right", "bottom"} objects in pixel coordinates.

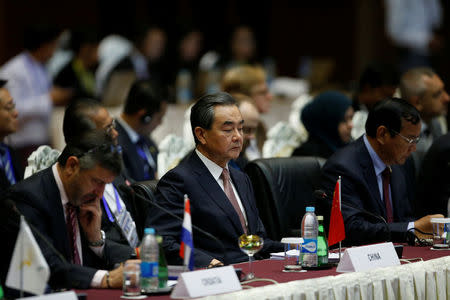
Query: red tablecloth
[{"left": 76, "top": 245, "right": 450, "bottom": 299}]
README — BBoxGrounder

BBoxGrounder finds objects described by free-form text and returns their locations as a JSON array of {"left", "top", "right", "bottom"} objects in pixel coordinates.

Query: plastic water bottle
[
  {"left": 301, "top": 207, "right": 318, "bottom": 267},
  {"left": 140, "top": 228, "right": 159, "bottom": 292},
  {"left": 317, "top": 216, "right": 329, "bottom": 266}
]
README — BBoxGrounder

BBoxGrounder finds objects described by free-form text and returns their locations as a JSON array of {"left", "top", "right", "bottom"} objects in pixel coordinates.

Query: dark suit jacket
[
  {"left": 292, "top": 136, "right": 335, "bottom": 159},
  {"left": 116, "top": 121, "right": 158, "bottom": 181},
  {"left": 0, "top": 144, "right": 23, "bottom": 192},
  {"left": 53, "top": 59, "right": 96, "bottom": 102},
  {"left": 321, "top": 137, "right": 415, "bottom": 245},
  {"left": 415, "top": 133, "right": 450, "bottom": 217},
  {"left": 146, "top": 151, "right": 282, "bottom": 268},
  {"left": 9, "top": 167, "right": 133, "bottom": 289}
]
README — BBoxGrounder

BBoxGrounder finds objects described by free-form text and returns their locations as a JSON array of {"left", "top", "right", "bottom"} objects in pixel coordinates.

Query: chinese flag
[{"left": 328, "top": 178, "right": 345, "bottom": 246}]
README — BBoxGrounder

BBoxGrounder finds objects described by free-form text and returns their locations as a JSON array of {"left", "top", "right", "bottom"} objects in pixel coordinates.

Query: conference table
[{"left": 78, "top": 245, "right": 450, "bottom": 299}]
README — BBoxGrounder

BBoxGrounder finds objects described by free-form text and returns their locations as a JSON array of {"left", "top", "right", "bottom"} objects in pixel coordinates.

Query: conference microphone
[
  {"left": 119, "top": 184, "right": 228, "bottom": 266},
  {"left": 313, "top": 189, "right": 392, "bottom": 243}
]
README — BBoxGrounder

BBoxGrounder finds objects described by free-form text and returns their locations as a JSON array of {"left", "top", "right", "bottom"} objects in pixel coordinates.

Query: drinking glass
[
  {"left": 238, "top": 234, "right": 264, "bottom": 280},
  {"left": 123, "top": 261, "right": 141, "bottom": 296}
]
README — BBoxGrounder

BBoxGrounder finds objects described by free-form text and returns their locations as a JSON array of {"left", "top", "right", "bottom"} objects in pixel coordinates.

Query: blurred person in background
[
  {"left": 400, "top": 67, "right": 450, "bottom": 175},
  {"left": 292, "top": 91, "right": 354, "bottom": 159},
  {"left": 0, "top": 25, "right": 73, "bottom": 167},
  {"left": 53, "top": 28, "right": 101, "bottom": 104},
  {"left": 116, "top": 80, "right": 167, "bottom": 181},
  {"left": 0, "top": 79, "right": 22, "bottom": 192},
  {"left": 222, "top": 65, "right": 272, "bottom": 159}
]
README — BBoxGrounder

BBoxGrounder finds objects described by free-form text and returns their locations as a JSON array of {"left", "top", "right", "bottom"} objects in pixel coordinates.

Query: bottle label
[
  {"left": 141, "top": 261, "right": 159, "bottom": 277},
  {"left": 301, "top": 239, "right": 317, "bottom": 254}
]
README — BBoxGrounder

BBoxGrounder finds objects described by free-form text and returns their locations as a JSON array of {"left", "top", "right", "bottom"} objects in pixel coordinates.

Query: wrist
[{"left": 89, "top": 230, "right": 105, "bottom": 247}]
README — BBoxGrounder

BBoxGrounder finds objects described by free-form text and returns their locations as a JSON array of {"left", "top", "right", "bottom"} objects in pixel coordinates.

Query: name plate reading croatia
[
  {"left": 18, "top": 291, "right": 78, "bottom": 300},
  {"left": 336, "top": 242, "right": 400, "bottom": 273},
  {"left": 171, "top": 265, "right": 241, "bottom": 299}
]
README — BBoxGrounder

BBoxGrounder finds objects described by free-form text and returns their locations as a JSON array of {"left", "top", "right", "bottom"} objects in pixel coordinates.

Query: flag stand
[{"left": 19, "top": 216, "right": 24, "bottom": 298}]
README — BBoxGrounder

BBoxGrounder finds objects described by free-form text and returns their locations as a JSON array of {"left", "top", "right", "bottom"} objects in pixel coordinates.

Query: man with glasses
[
  {"left": 0, "top": 79, "right": 22, "bottom": 192},
  {"left": 8, "top": 130, "right": 133, "bottom": 290},
  {"left": 321, "top": 98, "right": 443, "bottom": 245}
]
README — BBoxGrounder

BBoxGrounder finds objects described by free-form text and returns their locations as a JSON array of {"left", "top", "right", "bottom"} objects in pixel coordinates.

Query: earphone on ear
[{"left": 141, "top": 115, "right": 152, "bottom": 124}]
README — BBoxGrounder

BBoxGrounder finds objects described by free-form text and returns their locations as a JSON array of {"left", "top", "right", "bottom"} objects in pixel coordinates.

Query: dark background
[{"left": 0, "top": 0, "right": 449, "bottom": 88}]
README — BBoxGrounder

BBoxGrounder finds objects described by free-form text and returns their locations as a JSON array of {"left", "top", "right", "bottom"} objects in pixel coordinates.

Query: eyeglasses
[
  {"left": 1, "top": 101, "right": 15, "bottom": 112},
  {"left": 104, "top": 119, "right": 116, "bottom": 135},
  {"left": 390, "top": 129, "right": 420, "bottom": 145}
]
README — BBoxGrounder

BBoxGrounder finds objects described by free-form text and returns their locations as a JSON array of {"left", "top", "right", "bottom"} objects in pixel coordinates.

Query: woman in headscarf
[{"left": 292, "top": 91, "right": 354, "bottom": 159}]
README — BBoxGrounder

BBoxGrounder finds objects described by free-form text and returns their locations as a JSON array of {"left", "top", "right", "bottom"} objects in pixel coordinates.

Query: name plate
[
  {"left": 18, "top": 291, "right": 78, "bottom": 300},
  {"left": 171, "top": 265, "right": 241, "bottom": 299},
  {"left": 336, "top": 242, "right": 400, "bottom": 273}
]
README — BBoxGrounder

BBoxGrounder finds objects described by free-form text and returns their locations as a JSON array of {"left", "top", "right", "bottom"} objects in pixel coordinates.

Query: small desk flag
[
  {"left": 180, "top": 194, "right": 194, "bottom": 271},
  {"left": 328, "top": 177, "right": 346, "bottom": 246}
]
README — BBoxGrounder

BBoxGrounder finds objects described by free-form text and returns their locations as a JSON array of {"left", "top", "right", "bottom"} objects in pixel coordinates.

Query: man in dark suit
[
  {"left": 321, "top": 98, "right": 443, "bottom": 245},
  {"left": 415, "top": 132, "right": 450, "bottom": 217},
  {"left": 63, "top": 98, "right": 146, "bottom": 243},
  {"left": 0, "top": 79, "right": 22, "bottom": 192},
  {"left": 9, "top": 130, "right": 133, "bottom": 289},
  {"left": 147, "top": 92, "right": 282, "bottom": 268},
  {"left": 116, "top": 80, "right": 167, "bottom": 181}
]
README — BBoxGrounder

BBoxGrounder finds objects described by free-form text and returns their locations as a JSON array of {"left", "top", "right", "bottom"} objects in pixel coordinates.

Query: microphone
[
  {"left": 119, "top": 184, "right": 228, "bottom": 266},
  {"left": 313, "top": 189, "right": 392, "bottom": 243}
]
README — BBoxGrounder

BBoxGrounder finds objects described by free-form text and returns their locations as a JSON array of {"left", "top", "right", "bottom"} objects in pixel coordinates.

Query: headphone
[{"left": 141, "top": 114, "right": 152, "bottom": 124}]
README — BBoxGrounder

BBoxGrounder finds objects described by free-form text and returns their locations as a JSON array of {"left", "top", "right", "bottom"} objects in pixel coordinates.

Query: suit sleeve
[
  {"left": 145, "top": 170, "right": 216, "bottom": 267},
  {"left": 321, "top": 161, "right": 409, "bottom": 245}
]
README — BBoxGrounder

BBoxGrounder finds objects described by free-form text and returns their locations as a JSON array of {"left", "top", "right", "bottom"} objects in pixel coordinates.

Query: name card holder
[
  {"left": 18, "top": 291, "right": 78, "bottom": 300},
  {"left": 336, "top": 242, "right": 400, "bottom": 273},
  {"left": 171, "top": 265, "right": 241, "bottom": 299}
]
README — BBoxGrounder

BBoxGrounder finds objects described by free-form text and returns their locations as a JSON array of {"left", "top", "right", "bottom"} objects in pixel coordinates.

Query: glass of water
[{"left": 123, "top": 261, "right": 141, "bottom": 296}]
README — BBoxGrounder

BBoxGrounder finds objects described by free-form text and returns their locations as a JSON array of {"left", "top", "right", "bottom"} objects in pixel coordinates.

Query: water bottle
[
  {"left": 140, "top": 228, "right": 159, "bottom": 292},
  {"left": 317, "top": 216, "right": 329, "bottom": 266},
  {"left": 156, "top": 235, "right": 168, "bottom": 288},
  {"left": 301, "top": 206, "right": 318, "bottom": 267}
]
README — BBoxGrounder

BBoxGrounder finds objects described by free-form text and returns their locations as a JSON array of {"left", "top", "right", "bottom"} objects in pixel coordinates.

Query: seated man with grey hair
[
  {"left": 8, "top": 130, "right": 133, "bottom": 290},
  {"left": 147, "top": 92, "right": 282, "bottom": 268}
]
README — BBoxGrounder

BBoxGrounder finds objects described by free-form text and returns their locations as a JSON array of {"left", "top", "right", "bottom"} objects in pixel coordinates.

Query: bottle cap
[
  {"left": 305, "top": 206, "right": 315, "bottom": 212},
  {"left": 317, "top": 215, "right": 323, "bottom": 221},
  {"left": 144, "top": 228, "right": 155, "bottom": 235}
]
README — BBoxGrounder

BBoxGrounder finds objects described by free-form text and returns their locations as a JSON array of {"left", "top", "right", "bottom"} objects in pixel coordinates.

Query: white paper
[
  {"left": 171, "top": 266, "right": 241, "bottom": 299},
  {"left": 336, "top": 242, "right": 400, "bottom": 273},
  {"left": 18, "top": 291, "right": 77, "bottom": 300}
]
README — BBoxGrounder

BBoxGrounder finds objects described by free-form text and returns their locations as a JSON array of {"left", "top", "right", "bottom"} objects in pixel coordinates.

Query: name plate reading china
[
  {"left": 171, "top": 266, "right": 241, "bottom": 299},
  {"left": 336, "top": 242, "right": 400, "bottom": 273}
]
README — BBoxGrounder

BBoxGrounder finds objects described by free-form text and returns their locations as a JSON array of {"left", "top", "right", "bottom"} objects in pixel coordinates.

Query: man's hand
[
  {"left": 78, "top": 198, "right": 103, "bottom": 243},
  {"left": 414, "top": 214, "right": 444, "bottom": 239},
  {"left": 207, "top": 258, "right": 224, "bottom": 268},
  {"left": 101, "top": 260, "right": 141, "bottom": 289}
]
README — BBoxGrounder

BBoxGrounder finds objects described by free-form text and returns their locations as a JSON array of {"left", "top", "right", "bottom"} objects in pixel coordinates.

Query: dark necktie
[
  {"left": 135, "top": 138, "right": 151, "bottom": 180},
  {"left": 0, "top": 145, "right": 16, "bottom": 185},
  {"left": 381, "top": 167, "right": 394, "bottom": 223},
  {"left": 66, "top": 204, "right": 81, "bottom": 265},
  {"left": 221, "top": 168, "right": 247, "bottom": 234}
]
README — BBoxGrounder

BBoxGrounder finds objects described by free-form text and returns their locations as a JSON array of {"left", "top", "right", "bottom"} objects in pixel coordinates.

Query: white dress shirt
[
  {"left": 52, "top": 164, "right": 107, "bottom": 287},
  {"left": 0, "top": 52, "right": 53, "bottom": 147},
  {"left": 195, "top": 149, "right": 248, "bottom": 226}
]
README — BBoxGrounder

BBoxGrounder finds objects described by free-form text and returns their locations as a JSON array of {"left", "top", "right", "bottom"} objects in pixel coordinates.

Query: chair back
[
  {"left": 245, "top": 156, "right": 325, "bottom": 241},
  {"left": 130, "top": 180, "right": 158, "bottom": 238}
]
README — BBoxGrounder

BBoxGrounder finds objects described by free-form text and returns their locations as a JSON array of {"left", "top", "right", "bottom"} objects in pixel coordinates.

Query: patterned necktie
[
  {"left": 135, "top": 138, "right": 151, "bottom": 180},
  {"left": 221, "top": 168, "right": 247, "bottom": 234},
  {"left": 0, "top": 145, "right": 16, "bottom": 185},
  {"left": 66, "top": 204, "right": 81, "bottom": 265},
  {"left": 381, "top": 167, "right": 394, "bottom": 223}
]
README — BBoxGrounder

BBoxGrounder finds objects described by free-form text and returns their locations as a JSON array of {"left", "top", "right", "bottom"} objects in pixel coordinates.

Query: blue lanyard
[
  {"left": 0, "top": 146, "right": 16, "bottom": 182},
  {"left": 102, "top": 186, "right": 122, "bottom": 223}
]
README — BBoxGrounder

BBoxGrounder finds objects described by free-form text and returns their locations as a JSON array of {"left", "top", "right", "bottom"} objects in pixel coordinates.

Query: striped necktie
[
  {"left": 66, "top": 203, "right": 81, "bottom": 265},
  {"left": 135, "top": 138, "right": 151, "bottom": 180}
]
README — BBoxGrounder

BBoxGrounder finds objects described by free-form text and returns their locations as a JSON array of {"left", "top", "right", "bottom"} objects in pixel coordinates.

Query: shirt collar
[
  {"left": 117, "top": 116, "right": 140, "bottom": 144},
  {"left": 363, "top": 134, "right": 387, "bottom": 177},
  {"left": 52, "top": 163, "right": 70, "bottom": 206},
  {"left": 195, "top": 149, "right": 228, "bottom": 181}
]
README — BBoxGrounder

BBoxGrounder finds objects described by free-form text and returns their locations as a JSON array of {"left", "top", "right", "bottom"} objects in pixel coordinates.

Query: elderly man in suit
[
  {"left": 147, "top": 92, "right": 282, "bottom": 268},
  {"left": 9, "top": 130, "right": 133, "bottom": 289},
  {"left": 0, "top": 79, "right": 22, "bottom": 192},
  {"left": 321, "top": 98, "right": 443, "bottom": 245}
]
